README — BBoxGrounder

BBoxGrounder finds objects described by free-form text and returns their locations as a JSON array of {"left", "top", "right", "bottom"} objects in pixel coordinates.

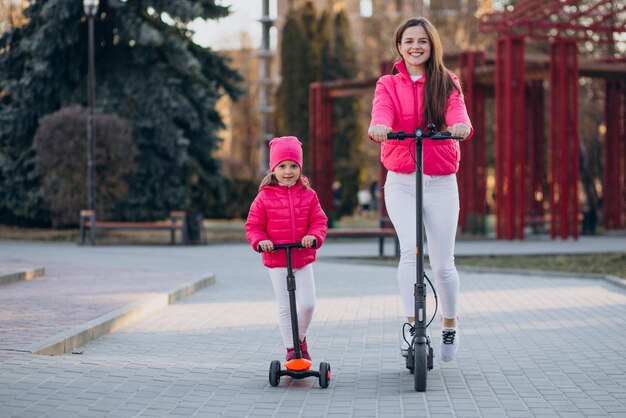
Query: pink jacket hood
[
  {"left": 245, "top": 181, "right": 328, "bottom": 269},
  {"left": 370, "top": 60, "right": 473, "bottom": 175}
]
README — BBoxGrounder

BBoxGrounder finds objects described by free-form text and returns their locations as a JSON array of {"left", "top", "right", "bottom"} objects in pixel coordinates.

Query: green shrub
[{"left": 34, "top": 106, "right": 135, "bottom": 227}]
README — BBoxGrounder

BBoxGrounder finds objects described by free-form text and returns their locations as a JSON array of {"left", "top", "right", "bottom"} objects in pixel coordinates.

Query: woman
[{"left": 368, "top": 17, "right": 473, "bottom": 362}]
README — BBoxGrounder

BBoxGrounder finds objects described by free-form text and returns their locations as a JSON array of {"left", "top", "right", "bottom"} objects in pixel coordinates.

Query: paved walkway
[{"left": 0, "top": 237, "right": 625, "bottom": 417}]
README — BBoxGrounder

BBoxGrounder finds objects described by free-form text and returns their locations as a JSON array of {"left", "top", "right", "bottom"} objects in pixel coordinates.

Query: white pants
[
  {"left": 268, "top": 263, "right": 316, "bottom": 349},
  {"left": 384, "top": 171, "right": 460, "bottom": 320}
]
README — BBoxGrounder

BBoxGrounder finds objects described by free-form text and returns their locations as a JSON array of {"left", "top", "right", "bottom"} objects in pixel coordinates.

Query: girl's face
[
  {"left": 397, "top": 25, "right": 431, "bottom": 76},
  {"left": 273, "top": 160, "right": 301, "bottom": 186}
]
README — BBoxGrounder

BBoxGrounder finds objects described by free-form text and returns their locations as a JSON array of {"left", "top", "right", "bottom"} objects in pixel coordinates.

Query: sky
[{"left": 191, "top": 1, "right": 275, "bottom": 50}]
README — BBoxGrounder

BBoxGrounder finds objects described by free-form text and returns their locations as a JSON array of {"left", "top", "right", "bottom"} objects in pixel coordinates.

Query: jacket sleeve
[
  {"left": 245, "top": 194, "right": 268, "bottom": 251},
  {"left": 370, "top": 77, "right": 396, "bottom": 129},
  {"left": 446, "top": 77, "right": 474, "bottom": 140},
  {"left": 307, "top": 193, "right": 328, "bottom": 248}
]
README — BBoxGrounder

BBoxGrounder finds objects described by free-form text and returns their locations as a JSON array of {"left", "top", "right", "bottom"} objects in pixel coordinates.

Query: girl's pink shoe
[
  {"left": 300, "top": 338, "right": 311, "bottom": 361},
  {"left": 286, "top": 347, "right": 295, "bottom": 361}
]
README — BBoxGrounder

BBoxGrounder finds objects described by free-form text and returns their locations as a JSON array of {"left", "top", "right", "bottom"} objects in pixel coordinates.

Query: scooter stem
[
  {"left": 284, "top": 248, "right": 303, "bottom": 359},
  {"left": 414, "top": 130, "right": 427, "bottom": 336}
]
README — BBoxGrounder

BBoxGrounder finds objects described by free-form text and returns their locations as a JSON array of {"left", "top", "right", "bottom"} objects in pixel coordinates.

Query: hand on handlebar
[
  {"left": 368, "top": 124, "right": 392, "bottom": 143},
  {"left": 448, "top": 123, "right": 471, "bottom": 139},
  {"left": 301, "top": 235, "right": 317, "bottom": 248},
  {"left": 258, "top": 240, "right": 274, "bottom": 252}
]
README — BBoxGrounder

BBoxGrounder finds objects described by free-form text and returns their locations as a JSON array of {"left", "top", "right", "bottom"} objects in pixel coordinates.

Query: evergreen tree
[
  {"left": 275, "top": 4, "right": 363, "bottom": 218},
  {"left": 275, "top": 1, "right": 320, "bottom": 168},
  {"left": 330, "top": 9, "right": 363, "bottom": 217},
  {"left": 0, "top": 0, "right": 241, "bottom": 225}
]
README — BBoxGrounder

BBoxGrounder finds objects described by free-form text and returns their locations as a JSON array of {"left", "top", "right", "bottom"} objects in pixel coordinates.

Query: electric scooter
[
  {"left": 387, "top": 124, "right": 464, "bottom": 392},
  {"left": 258, "top": 241, "right": 331, "bottom": 388}
]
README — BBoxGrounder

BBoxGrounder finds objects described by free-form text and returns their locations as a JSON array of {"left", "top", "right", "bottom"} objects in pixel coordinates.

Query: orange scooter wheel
[{"left": 319, "top": 362, "right": 331, "bottom": 388}]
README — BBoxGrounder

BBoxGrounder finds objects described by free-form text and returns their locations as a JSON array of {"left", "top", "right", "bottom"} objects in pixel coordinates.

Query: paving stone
[{"left": 1, "top": 240, "right": 626, "bottom": 417}]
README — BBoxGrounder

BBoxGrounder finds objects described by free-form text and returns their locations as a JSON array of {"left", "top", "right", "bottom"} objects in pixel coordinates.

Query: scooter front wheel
[
  {"left": 413, "top": 343, "right": 427, "bottom": 392},
  {"left": 269, "top": 360, "right": 281, "bottom": 387}
]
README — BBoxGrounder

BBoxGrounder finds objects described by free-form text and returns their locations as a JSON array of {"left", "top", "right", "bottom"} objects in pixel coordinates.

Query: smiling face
[
  {"left": 272, "top": 160, "right": 301, "bottom": 186},
  {"left": 397, "top": 25, "right": 431, "bottom": 76}
]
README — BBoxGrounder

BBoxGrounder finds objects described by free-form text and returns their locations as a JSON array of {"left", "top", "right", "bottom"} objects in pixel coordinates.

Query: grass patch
[{"left": 455, "top": 253, "right": 626, "bottom": 279}]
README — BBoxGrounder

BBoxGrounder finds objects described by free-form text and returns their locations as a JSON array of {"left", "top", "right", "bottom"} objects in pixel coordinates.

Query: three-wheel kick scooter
[
  {"left": 259, "top": 241, "right": 331, "bottom": 388},
  {"left": 387, "top": 124, "right": 464, "bottom": 392}
]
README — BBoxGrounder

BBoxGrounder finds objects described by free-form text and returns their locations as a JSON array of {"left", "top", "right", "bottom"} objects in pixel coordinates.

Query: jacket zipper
[{"left": 287, "top": 187, "right": 300, "bottom": 267}]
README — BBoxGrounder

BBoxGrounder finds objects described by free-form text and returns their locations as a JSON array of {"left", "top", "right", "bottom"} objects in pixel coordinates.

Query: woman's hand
[
  {"left": 368, "top": 124, "right": 392, "bottom": 143},
  {"left": 301, "top": 235, "right": 316, "bottom": 248},
  {"left": 449, "top": 123, "right": 471, "bottom": 139},
  {"left": 258, "top": 240, "right": 274, "bottom": 252}
]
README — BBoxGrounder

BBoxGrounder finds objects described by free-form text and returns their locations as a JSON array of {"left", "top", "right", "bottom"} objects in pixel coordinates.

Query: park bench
[
  {"left": 79, "top": 210, "right": 197, "bottom": 245},
  {"left": 326, "top": 226, "right": 399, "bottom": 257}
]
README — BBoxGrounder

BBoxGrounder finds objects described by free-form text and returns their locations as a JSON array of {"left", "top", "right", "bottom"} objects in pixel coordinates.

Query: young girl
[
  {"left": 368, "top": 17, "right": 473, "bottom": 362},
  {"left": 245, "top": 136, "right": 328, "bottom": 362}
]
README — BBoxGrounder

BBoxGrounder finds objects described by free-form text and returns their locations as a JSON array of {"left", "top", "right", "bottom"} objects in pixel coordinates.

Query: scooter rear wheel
[
  {"left": 413, "top": 344, "right": 427, "bottom": 392},
  {"left": 269, "top": 360, "right": 281, "bottom": 387},
  {"left": 319, "top": 362, "right": 331, "bottom": 388}
]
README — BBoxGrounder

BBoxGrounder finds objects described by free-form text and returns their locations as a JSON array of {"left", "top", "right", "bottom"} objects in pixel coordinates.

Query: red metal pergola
[
  {"left": 479, "top": 0, "right": 626, "bottom": 239},
  {"left": 309, "top": 0, "right": 625, "bottom": 239}
]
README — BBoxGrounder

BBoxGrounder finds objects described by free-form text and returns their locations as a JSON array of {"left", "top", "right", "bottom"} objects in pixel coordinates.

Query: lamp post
[{"left": 83, "top": 0, "right": 99, "bottom": 245}]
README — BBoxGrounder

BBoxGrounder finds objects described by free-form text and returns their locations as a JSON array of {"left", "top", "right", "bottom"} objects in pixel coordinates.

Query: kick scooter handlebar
[
  {"left": 257, "top": 240, "right": 317, "bottom": 252},
  {"left": 386, "top": 123, "right": 464, "bottom": 141}
]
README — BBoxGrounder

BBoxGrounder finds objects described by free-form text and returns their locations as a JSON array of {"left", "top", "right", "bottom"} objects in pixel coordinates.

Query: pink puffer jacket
[
  {"left": 245, "top": 181, "right": 328, "bottom": 269},
  {"left": 370, "top": 60, "right": 473, "bottom": 175}
]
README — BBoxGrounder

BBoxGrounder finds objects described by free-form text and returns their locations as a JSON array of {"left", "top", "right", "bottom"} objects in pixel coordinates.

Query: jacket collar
[
  {"left": 394, "top": 59, "right": 425, "bottom": 84},
  {"left": 262, "top": 181, "right": 304, "bottom": 193}
]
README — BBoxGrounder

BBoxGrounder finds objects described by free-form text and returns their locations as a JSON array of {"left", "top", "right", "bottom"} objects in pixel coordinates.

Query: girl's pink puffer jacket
[
  {"left": 245, "top": 181, "right": 328, "bottom": 269},
  {"left": 370, "top": 60, "right": 473, "bottom": 175}
]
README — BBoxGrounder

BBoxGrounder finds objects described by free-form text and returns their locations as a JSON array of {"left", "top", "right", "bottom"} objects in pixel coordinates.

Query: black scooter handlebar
[
  {"left": 387, "top": 124, "right": 464, "bottom": 141},
  {"left": 257, "top": 240, "right": 317, "bottom": 252}
]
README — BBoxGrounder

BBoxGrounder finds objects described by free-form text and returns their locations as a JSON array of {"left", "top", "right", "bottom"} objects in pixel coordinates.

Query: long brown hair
[
  {"left": 259, "top": 172, "right": 310, "bottom": 190},
  {"left": 394, "top": 17, "right": 461, "bottom": 130}
]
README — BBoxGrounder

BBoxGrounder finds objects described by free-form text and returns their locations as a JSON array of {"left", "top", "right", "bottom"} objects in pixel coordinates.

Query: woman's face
[
  {"left": 273, "top": 160, "right": 301, "bottom": 186},
  {"left": 397, "top": 25, "right": 431, "bottom": 76}
]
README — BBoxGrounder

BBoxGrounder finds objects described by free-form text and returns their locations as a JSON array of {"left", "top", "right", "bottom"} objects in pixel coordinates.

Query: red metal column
[
  {"left": 309, "top": 83, "right": 334, "bottom": 215},
  {"left": 525, "top": 80, "right": 545, "bottom": 233},
  {"left": 604, "top": 78, "right": 625, "bottom": 230},
  {"left": 495, "top": 35, "right": 526, "bottom": 239},
  {"left": 549, "top": 39, "right": 579, "bottom": 239},
  {"left": 309, "top": 82, "right": 321, "bottom": 194},
  {"left": 458, "top": 51, "right": 486, "bottom": 234},
  {"left": 378, "top": 60, "right": 393, "bottom": 229}
]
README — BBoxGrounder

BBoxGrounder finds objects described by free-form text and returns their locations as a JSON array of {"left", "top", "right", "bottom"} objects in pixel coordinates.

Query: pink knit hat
[{"left": 269, "top": 136, "right": 303, "bottom": 171}]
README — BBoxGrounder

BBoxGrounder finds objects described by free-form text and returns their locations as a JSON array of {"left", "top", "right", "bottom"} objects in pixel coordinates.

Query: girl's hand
[
  {"left": 258, "top": 240, "right": 274, "bottom": 252},
  {"left": 449, "top": 123, "right": 471, "bottom": 139},
  {"left": 301, "top": 235, "right": 316, "bottom": 248},
  {"left": 368, "top": 124, "right": 392, "bottom": 143}
]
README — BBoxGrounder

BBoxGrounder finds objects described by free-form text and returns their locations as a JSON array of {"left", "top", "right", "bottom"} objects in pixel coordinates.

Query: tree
[
  {"left": 275, "top": 1, "right": 320, "bottom": 168},
  {"left": 0, "top": 0, "right": 242, "bottom": 225},
  {"left": 34, "top": 106, "right": 134, "bottom": 227},
  {"left": 329, "top": 8, "right": 363, "bottom": 218},
  {"left": 275, "top": 3, "right": 364, "bottom": 218}
]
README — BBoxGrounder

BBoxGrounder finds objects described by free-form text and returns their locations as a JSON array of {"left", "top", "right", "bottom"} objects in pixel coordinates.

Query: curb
[
  {"left": 0, "top": 268, "right": 45, "bottom": 286},
  {"left": 25, "top": 274, "right": 216, "bottom": 356}
]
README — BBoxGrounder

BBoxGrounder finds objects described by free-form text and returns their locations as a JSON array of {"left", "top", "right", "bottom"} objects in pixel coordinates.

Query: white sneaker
[
  {"left": 439, "top": 327, "right": 459, "bottom": 362},
  {"left": 400, "top": 322, "right": 415, "bottom": 357}
]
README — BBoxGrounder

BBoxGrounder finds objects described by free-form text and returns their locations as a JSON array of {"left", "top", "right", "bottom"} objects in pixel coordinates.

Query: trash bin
[{"left": 184, "top": 213, "right": 204, "bottom": 244}]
